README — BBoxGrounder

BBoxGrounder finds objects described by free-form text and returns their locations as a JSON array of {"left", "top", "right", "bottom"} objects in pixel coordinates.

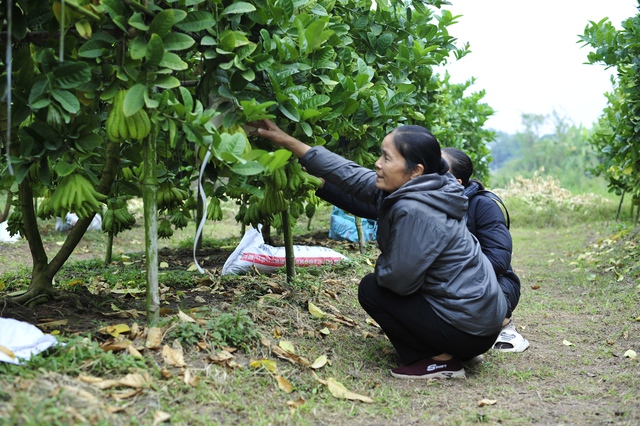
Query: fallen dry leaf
[
  {"left": 365, "top": 318, "right": 380, "bottom": 328},
  {"left": 286, "top": 397, "right": 306, "bottom": 412},
  {"left": 105, "top": 323, "right": 130, "bottom": 338},
  {"left": 275, "top": 375, "right": 294, "bottom": 393},
  {"left": 152, "top": 410, "right": 171, "bottom": 426},
  {"left": 250, "top": 359, "right": 277, "bottom": 373},
  {"left": 129, "top": 322, "right": 140, "bottom": 339},
  {"left": 183, "top": 368, "right": 199, "bottom": 386},
  {"left": 146, "top": 327, "right": 163, "bottom": 349},
  {"left": 260, "top": 335, "right": 271, "bottom": 348},
  {"left": 333, "top": 314, "right": 357, "bottom": 327},
  {"left": 37, "top": 319, "right": 68, "bottom": 330},
  {"left": 128, "top": 345, "right": 142, "bottom": 358},
  {"left": 478, "top": 398, "right": 498, "bottom": 407},
  {"left": 118, "top": 372, "right": 152, "bottom": 388},
  {"left": 209, "top": 350, "right": 235, "bottom": 363},
  {"left": 326, "top": 378, "right": 373, "bottom": 403},
  {"left": 308, "top": 301, "right": 327, "bottom": 319},
  {"left": 162, "top": 344, "right": 186, "bottom": 367},
  {"left": 178, "top": 309, "right": 197, "bottom": 323},
  {"left": 110, "top": 389, "right": 142, "bottom": 401},
  {"left": 0, "top": 344, "right": 15, "bottom": 359},
  {"left": 279, "top": 340, "right": 296, "bottom": 354},
  {"left": 271, "top": 345, "right": 310, "bottom": 367},
  {"left": 311, "top": 355, "right": 328, "bottom": 369},
  {"left": 100, "top": 340, "right": 130, "bottom": 352}
]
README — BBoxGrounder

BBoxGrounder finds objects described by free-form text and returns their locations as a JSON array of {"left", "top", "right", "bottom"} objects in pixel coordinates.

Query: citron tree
[
  {"left": 581, "top": 9, "right": 640, "bottom": 212},
  {"left": 1, "top": 0, "right": 497, "bottom": 304}
]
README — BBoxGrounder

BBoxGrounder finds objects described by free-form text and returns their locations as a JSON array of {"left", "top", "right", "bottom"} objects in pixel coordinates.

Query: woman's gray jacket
[{"left": 300, "top": 146, "right": 507, "bottom": 336}]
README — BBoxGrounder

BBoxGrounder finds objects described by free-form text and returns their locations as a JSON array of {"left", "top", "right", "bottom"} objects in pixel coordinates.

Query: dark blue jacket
[{"left": 317, "top": 179, "right": 520, "bottom": 317}]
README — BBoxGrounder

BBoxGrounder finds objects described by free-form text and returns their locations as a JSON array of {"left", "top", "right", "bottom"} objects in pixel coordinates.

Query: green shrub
[{"left": 205, "top": 309, "right": 259, "bottom": 350}]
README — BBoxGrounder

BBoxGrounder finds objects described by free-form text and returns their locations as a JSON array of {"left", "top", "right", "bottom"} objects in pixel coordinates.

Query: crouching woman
[{"left": 250, "top": 119, "right": 506, "bottom": 379}]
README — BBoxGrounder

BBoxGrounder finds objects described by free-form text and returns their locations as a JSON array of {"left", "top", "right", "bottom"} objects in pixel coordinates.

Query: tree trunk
[
  {"left": 105, "top": 232, "right": 114, "bottom": 264},
  {"left": 282, "top": 209, "right": 295, "bottom": 283},
  {"left": 142, "top": 129, "right": 160, "bottom": 325},
  {"left": 0, "top": 191, "right": 11, "bottom": 222},
  {"left": 355, "top": 216, "right": 366, "bottom": 254},
  {"left": 10, "top": 140, "right": 120, "bottom": 305},
  {"left": 616, "top": 190, "right": 625, "bottom": 221}
]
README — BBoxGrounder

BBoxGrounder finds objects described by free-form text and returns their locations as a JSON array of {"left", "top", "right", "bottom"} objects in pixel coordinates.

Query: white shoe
[{"left": 493, "top": 320, "right": 530, "bottom": 353}]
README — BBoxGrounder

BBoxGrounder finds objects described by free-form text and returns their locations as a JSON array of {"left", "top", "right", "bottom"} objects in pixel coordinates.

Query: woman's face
[{"left": 374, "top": 133, "right": 414, "bottom": 192}]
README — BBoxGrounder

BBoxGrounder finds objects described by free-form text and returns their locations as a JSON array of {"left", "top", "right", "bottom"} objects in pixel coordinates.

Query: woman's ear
[{"left": 411, "top": 164, "right": 424, "bottom": 178}]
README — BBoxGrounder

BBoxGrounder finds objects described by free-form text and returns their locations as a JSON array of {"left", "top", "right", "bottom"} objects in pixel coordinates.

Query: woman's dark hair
[
  {"left": 441, "top": 147, "right": 485, "bottom": 189},
  {"left": 391, "top": 126, "right": 448, "bottom": 175}
]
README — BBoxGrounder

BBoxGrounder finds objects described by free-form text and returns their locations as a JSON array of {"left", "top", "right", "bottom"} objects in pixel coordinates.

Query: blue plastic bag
[{"left": 328, "top": 207, "right": 377, "bottom": 242}]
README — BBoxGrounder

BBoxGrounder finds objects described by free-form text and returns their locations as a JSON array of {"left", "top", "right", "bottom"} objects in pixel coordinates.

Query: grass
[{"left": 1, "top": 180, "right": 640, "bottom": 424}]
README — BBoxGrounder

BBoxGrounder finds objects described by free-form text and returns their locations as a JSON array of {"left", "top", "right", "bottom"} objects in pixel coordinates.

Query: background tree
[{"left": 580, "top": 7, "right": 640, "bottom": 213}]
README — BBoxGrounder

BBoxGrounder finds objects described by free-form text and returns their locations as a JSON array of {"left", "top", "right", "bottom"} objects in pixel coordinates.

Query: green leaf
[
  {"left": 219, "top": 30, "right": 251, "bottom": 52},
  {"left": 222, "top": 2, "right": 257, "bottom": 15},
  {"left": 264, "top": 150, "right": 292, "bottom": 171},
  {"left": 144, "top": 91, "right": 159, "bottom": 109},
  {"left": 299, "top": 94, "right": 330, "bottom": 110},
  {"left": 101, "top": 0, "right": 125, "bottom": 18},
  {"left": 218, "top": 133, "right": 247, "bottom": 158},
  {"left": 52, "top": 89, "right": 80, "bottom": 114},
  {"left": 179, "top": 87, "right": 194, "bottom": 114},
  {"left": 241, "top": 69, "right": 255, "bottom": 82},
  {"left": 174, "top": 11, "right": 215, "bottom": 32},
  {"left": 163, "top": 33, "right": 195, "bottom": 51},
  {"left": 112, "top": 16, "right": 128, "bottom": 34},
  {"left": 52, "top": 62, "right": 91, "bottom": 89},
  {"left": 75, "top": 133, "right": 103, "bottom": 153},
  {"left": 280, "top": 0, "right": 294, "bottom": 20},
  {"left": 55, "top": 161, "right": 76, "bottom": 177},
  {"left": 130, "top": 37, "right": 147, "bottom": 60},
  {"left": 153, "top": 75, "right": 181, "bottom": 89},
  {"left": 230, "top": 161, "right": 265, "bottom": 176},
  {"left": 201, "top": 36, "right": 216, "bottom": 46},
  {"left": 146, "top": 33, "right": 165, "bottom": 67},
  {"left": 304, "top": 20, "right": 329, "bottom": 53},
  {"left": 128, "top": 12, "right": 149, "bottom": 31},
  {"left": 123, "top": 84, "right": 147, "bottom": 117},
  {"left": 278, "top": 102, "right": 300, "bottom": 122},
  {"left": 376, "top": 33, "right": 394, "bottom": 55},
  {"left": 77, "top": 39, "right": 110, "bottom": 58},
  {"left": 300, "top": 122, "right": 312, "bottom": 137},
  {"left": 171, "top": 9, "right": 188, "bottom": 25},
  {"left": 149, "top": 9, "right": 174, "bottom": 38},
  {"left": 159, "top": 52, "right": 188, "bottom": 70}
]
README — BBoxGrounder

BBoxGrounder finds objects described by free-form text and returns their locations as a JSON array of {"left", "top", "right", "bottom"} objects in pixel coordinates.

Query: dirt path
[{"left": 490, "top": 225, "right": 640, "bottom": 424}]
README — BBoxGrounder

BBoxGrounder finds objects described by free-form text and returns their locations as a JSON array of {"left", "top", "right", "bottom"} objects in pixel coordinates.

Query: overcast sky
[{"left": 438, "top": 1, "right": 638, "bottom": 134}]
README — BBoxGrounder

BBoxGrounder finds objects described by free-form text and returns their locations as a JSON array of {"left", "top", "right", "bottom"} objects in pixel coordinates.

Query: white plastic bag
[
  {"left": 222, "top": 226, "right": 347, "bottom": 276},
  {"left": 0, "top": 318, "right": 59, "bottom": 365}
]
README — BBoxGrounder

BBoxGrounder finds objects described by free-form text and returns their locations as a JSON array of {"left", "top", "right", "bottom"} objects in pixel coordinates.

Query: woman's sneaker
[
  {"left": 390, "top": 358, "right": 466, "bottom": 379},
  {"left": 493, "top": 319, "right": 530, "bottom": 352}
]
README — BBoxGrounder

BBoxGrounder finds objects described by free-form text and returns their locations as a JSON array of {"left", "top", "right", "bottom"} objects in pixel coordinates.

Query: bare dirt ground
[{"left": 0, "top": 222, "right": 639, "bottom": 425}]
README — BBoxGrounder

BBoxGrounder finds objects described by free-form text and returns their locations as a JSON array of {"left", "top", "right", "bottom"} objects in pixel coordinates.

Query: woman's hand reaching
[{"left": 247, "top": 119, "right": 311, "bottom": 158}]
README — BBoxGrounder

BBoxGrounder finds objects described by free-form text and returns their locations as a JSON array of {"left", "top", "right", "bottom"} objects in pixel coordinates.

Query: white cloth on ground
[{"left": 0, "top": 318, "right": 59, "bottom": 365}]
